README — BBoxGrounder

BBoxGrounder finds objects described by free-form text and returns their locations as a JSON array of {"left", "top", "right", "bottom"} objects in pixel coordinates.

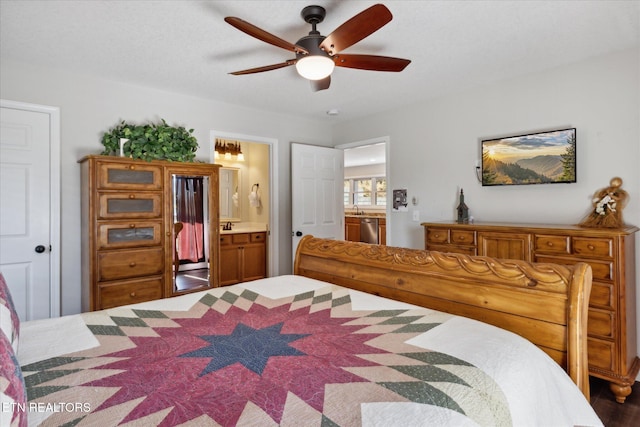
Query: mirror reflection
[
  {"left": 220, "top": 167, "right": 241, "bottom": 221},
  {"left": 172, "top": 174, "right": 211, "bottom": 292}
]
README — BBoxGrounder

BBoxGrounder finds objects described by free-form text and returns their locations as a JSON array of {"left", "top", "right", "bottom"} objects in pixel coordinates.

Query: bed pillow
[
  {"left": 0, "top": 272, "right": 20, "bottom": 352},
  {"left": 0, "top": 332, "right": 27, "bottom": 427}
]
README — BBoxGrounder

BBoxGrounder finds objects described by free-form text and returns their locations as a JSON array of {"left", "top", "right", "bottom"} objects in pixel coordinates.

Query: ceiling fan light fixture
[{"left": 295, "top": 55, "right": 335, "bottom": 80}]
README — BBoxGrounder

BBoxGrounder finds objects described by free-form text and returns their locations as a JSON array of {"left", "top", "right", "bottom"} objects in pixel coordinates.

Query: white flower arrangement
[{"left": 594, "top": 194, "right": 617, "bottom": 216}]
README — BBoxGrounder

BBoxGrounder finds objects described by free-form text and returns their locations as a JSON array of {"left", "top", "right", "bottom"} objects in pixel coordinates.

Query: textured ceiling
[{"left": 1, "top": 1, "right": 638, "bottom": 123}]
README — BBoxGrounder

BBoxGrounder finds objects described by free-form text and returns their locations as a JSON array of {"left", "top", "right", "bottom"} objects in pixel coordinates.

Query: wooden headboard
[{"left": 294, "top": 236, "right": 593, "bottom": 399}]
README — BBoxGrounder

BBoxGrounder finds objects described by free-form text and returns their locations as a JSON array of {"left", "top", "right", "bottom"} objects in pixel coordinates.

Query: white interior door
[
  {"left": 291, "top": 143, "right": 344, "bottom": 264},
  {"left": 0, "top": 101, "right": 60, "bottom": 320}
]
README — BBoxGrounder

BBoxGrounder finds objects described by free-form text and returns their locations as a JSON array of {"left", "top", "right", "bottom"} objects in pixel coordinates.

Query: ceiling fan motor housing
[{"left": 295, "top": 34, "right": 331, "bottom": 61}]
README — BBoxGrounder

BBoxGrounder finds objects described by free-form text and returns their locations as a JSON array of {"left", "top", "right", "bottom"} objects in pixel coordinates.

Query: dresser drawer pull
[
  {"left": 130, "top": 224, "right": 136, "bottom": 228},
  {"left": 547, "top": 242, "right": 554, "bottom": 247},
  {"left": 129, "top": 165, "right": 136, "bottom": 170},
  {"left": 457, "top": 236, "right": 466, "bottom": 241},
  {"left": 588, "top": 244, "right": 595, "bottom": 251},
  {"left": 130, "top": 292, "right": 136, "bottom": 297},
  {"left": 129, "top": 194, "right": 136, "bottom": 199},
  {"left": 129, "top": 262, "right": 136, "bottom": 267}
]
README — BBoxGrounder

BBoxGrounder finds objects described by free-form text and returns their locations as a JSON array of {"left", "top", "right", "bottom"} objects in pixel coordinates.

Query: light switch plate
[{"left": 412, "top": 210, "right": 420, "bottom": 221}]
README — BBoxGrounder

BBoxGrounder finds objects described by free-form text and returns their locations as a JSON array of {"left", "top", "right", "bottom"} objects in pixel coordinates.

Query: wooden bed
[
  {"left": 5, "top": 237, "right": 599, "bottom": 426},
  {"left": 294, "top": 235, "right": 593, "bottom": 399}
]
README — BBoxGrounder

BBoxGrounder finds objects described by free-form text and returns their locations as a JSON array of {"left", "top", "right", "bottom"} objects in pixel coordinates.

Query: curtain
[{"left": 175, "top": 176, "right": 204, "bottom": 263}]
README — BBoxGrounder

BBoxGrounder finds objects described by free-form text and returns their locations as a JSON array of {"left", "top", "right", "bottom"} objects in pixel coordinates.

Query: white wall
[
  {"left": 332, "top": 48, "right": 640, "bottom": 366},
  {"left": 0, "top": 58, "right": 333, "bottom": 316}
]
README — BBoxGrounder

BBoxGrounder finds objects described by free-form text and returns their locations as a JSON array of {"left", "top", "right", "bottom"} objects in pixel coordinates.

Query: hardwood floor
[
  {"left": 590, "top": 377, "right": 640, "bottom": 426},
  {"left": 175, "top": 268, "right": 209, "bottom": 291}
]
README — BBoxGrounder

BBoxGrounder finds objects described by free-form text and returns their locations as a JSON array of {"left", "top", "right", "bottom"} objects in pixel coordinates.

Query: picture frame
[{"left": 481, "top": 128, "right": 576, "bottom": 186}]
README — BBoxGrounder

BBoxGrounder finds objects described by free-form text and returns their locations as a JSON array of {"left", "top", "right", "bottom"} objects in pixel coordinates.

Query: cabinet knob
[
  {"left": 130, "top": 292, "right": 136, "bottom": 297},
  {"left": 547, "top": 242, "right": 553, "bottom": 247},
  {"left": 588, "top": 244, "right": 595, "bottom": 251},
  {"left": 129, "top": 165, "right": 135, "bottom": 170},
  {"left": 129, "top": 262, "right": 136, "bottom": 267},
  {"left": 130, "top": 224, "right": 136, "bottom": 228},
  {"left": 129, "top": 194, "right": 135, "bottom": 199}
]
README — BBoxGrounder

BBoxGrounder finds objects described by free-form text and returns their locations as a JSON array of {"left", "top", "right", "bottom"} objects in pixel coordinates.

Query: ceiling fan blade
[
  {"left": 225, "top": 17, "right": 308, "bottom": 54},
  {"left": 319, "top": 4, "right": 392, "bottom": 55},
  {"left": 229, "top": 60, "right": 296, "bottom": 75},
  {"left": 333, "top": 54, "right": 411, "bottom": 72},
  {"left": 310, "top": 76, "right": 331, "bottom": 92}
]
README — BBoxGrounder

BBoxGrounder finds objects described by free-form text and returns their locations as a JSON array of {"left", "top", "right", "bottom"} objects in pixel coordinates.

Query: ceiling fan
[{"left": 225, "top": 3, "right": 411, "bottom": 92}]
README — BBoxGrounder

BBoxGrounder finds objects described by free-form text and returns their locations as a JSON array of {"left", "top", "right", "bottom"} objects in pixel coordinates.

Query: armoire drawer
[
  {"left": 98, "top": 277, "right": 163, "bottom": 310},
  {"left": 98, "top": 192, "right": 162, "bottom": 219},
  {"left": 97, "top": 221, "right": 162, "bottom": 249},
  {"left": 97, "top": 161, "right": 163, "bottom": 190},
  {"left": 97, "top": 247, "right": 164, "bottom": 281}
]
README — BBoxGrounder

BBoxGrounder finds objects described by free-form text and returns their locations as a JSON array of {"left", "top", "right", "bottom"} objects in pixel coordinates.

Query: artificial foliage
[{"left": 101, "top": 119, "right": 198, "bottom": 162}]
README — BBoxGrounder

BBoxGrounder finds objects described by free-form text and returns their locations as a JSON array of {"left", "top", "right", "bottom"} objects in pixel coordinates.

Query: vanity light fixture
[{"left": 214, "top": 139, "right": 244, "bottom": 162}]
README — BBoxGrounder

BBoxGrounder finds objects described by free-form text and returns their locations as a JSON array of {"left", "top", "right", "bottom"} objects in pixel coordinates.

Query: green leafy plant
[{"left": 101, "top": 119, "right": 198, "bottom": 162}]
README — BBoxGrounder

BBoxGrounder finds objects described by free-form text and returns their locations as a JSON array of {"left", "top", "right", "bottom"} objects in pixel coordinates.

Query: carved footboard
[{"left": 293, "top": 236, "right": 593, "bottom": 399}]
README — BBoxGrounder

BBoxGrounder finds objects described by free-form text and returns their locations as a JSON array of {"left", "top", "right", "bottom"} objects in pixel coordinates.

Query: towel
[{"left": 249, "top": 191, "right": 261, "bottom": 208}]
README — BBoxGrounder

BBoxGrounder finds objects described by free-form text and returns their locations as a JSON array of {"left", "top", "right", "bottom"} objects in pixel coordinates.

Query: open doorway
[{"left": 209, "top": 130, "right": 278, "bottom": 278}]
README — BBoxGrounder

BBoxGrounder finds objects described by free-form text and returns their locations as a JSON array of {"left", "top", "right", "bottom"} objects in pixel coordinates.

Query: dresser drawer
[
  {"left": 534, "top": 235, "right": 570, "bottom": 254},
  {"left": 588, "top": 308, "right": 615, "bottom": 339},
  {"left": 98, "top": 192, "right": 162, "bottom": 219},
  {"left": 450, "top": 230, "right": 475, "bottom": 245},
  {"left": 585, "top": 260, "right": 614, "bottom": 281},
  {"left": 588, "top": 337, "right": 615, "bottom": 372},
  {"left": 535, "top": 256, "right": 613, "bottom": 282},
  {"left": 572, "top": 237, "right": 613, "bottom": 258},
  {"left": 427, "top": 243, "right": 477, "bottom": 256},
  {"left": 97, "top": 247, "right": 164, "bottom": 281},
  {"left": 97, "top": 221, "right": 162, "bottom": 249},
  {"left": 98, "top": 161, "right": 162, "bottom": 190},
  {"left": 426, "top": 228, "right": 449, "bottom": 244},
  {"left": 590, "top": 282, "right": 614, "bottom": 309},
  {"left": 98, "top": 277, "right": 163, "bottom": 310}
]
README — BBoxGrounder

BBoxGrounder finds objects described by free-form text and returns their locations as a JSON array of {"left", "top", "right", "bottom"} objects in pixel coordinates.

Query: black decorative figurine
[{"left": 457, "top": 189, "right": 469, "bottom": 224}]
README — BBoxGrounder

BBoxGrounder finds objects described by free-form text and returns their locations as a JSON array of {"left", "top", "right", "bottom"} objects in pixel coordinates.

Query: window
[{"left": 344, "top": 177, "right": 386, "bottom": 207}]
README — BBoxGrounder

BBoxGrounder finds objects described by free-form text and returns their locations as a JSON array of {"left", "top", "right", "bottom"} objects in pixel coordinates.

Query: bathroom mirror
[{"left": 220, "top": 167, "right": 241, "bottom": 222}]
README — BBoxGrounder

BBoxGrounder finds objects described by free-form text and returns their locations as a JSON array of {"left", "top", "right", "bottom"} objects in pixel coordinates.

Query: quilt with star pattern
[{"left": 17, "top": 275, "right": 601, "bottom": 427}]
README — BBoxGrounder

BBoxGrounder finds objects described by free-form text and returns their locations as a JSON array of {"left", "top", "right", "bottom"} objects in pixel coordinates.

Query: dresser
[
  {"left": 80, "top": 155, "right": 220, "bottom": 311},
  {"left": 422, "top": 220, "right": 639, "bottom": 403}
]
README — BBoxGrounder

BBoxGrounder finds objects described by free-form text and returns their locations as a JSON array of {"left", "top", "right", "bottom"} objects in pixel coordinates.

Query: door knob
[
  {"left": 35, "top": 245, "right": 46, "bottom": 253},
  {"left": 295, "top": 231, "right": 303, "bottom": 237}
]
